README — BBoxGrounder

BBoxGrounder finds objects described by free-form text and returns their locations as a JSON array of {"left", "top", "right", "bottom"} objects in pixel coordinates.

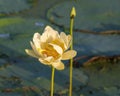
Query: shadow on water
[
  {"left": 0, "top": 44, "right": 24, "bottom": 59},
  {"left": 92, "top": 23, "right": 120, "bottom": 32}
]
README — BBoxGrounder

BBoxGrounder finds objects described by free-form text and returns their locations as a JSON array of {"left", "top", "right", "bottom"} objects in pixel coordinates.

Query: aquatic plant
[{"left": 25, "top": 26, "right": 77, "bottom": 96}]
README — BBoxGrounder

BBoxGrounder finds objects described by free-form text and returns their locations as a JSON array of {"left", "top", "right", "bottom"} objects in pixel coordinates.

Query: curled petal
[
  {"left": 44, "top": 56, "right": 54, "bottom": 62},
  {"left": 38, "top": 58, "right": 51, "bottom": 65},
  {"left": 41, "top": 26, "right": 59, "bottom": 42},
  {"left": 60, "top": 32, "right": 67, "bottom": 41},
  {"left": 52, "top": 61, "right": 65, "bottom": 70},
  {"left": 33, "top": 32, "right": 41, "bottom": 48},
  {"left": 25, "top": 49, "right": 38, "bottom": 58},
  {"left": 67, "top": 35, "right": 72, "bottom": 49},
  {"left": 62, "top": 50, "right": 77, "bottom": 60},
  {"left": 30, "top": 41, "right": 40, "bottom": 56},
  {"left": 60, "top": 33, "right": 72, "bottom": 50},
  {"left": 60, "top": 32, "right": 67, "bottom": 49},
  {"left": 49, "top": 43, "right": 63, "bottom": 55},
  {"left": 51, "top": 38, "right": 65, "bottom": 51}
]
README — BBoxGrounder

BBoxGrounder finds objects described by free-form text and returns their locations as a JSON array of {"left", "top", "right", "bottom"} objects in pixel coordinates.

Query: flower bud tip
[{"left": 70, "top": 7, "right": 76, "bottom": 18}]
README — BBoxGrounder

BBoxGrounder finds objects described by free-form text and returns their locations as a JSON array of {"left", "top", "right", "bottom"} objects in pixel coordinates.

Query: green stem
[
  {"left": 69, "top": 15, "right": 75, "bottom": 96},
  {"left": 50, "top": 66, "right": 55, "bottom": 96}
]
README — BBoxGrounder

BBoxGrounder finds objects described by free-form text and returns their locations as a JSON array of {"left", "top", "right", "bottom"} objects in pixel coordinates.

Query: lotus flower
[{"left": 25, "top": 26, "right": 77, "bottom": 70}]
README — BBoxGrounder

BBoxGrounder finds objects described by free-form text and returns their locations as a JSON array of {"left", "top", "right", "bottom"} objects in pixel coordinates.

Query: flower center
[
  {"left": 52, "top": 39, "right": 65, "bottom": 51},
  {"left": 37, "top": 44, "right": 60, "bottom": 59}
]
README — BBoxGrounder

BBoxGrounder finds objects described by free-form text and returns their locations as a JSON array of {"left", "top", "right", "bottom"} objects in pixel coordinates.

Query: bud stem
[{"left": 69, "top": 7, "right": 76, "bottom": 96}]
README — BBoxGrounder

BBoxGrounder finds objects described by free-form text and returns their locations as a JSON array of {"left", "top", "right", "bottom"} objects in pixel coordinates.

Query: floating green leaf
[
  {"left": 0, "top": 17, "right": 51, "bottom": 56},
  {"left": 47, "top": 0, "right": 120, "bottom": 31},
  {"left": 0, "top": 0, "right": 31, "bottom": 14}
]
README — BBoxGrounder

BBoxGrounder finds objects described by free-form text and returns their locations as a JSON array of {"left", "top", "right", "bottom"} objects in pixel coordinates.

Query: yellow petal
[
  {"left": 25, "top": 49, "right": 38, "bottom": 58},
  {"left": 60, "top": 33, "right": 72, "bottom": 50},
  {"left": 60, "top": 32, "right": 68, "bottom": 49},
  {"left": 62, "top": 50, "right": 77, "bottom": 60},
  {"left": 41, "top": 26, "right": 59, "bottom": 42},
  {"left": 52, "top": 61, "right": 65, "bottom": 70},
  {"left": 67, "top": 35, "right": 72, "bottom": 49},
  {"left": 33, "top": 32, "right": 41, "bottom": 48},
  {"left": 49, "top": 43, "right": 63, "bottom": 55},
  {"left": 30, "top": 41, "right": 40, "bottom": 56},
  {"left": 38, "top": 58, "right": 51, "bottom": 65},
  {"left": 44, "top": 56, "right": 54, "bottom": 62},
  {"left": 51, "top": 38, "right": 65, "bottom": 51}
]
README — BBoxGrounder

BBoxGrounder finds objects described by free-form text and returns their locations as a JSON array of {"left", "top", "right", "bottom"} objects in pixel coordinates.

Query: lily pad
[
  {"left": 47, "top": 0, "right": 120, "bottom": 31},
  {"left": 0, "top": 55, "right": 89, "bottom": 96},
  {"left": 0, "top": 0, "right": 31, "bottom": 14},
  {"left": 0, "top": 17, "right": 52, "bottom": 57},
  {"left": 104, "top": 86, "right": 120, "bottom": 96},
  {"left": 73, "top": 32, "right": 120, "bottom": 56},
  {"left": 0, "top": 93, "right": 22, "bottom": 96}
]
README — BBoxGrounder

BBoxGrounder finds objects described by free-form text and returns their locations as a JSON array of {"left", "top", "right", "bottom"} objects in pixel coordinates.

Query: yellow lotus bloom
[{"left": 25, "top": 26, "right": 77, "bottom": 70}]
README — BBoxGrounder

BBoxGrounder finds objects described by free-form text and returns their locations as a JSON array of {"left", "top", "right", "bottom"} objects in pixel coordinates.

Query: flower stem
[
  {"left": 69, "top": 7, "right": 76, "bottom": 96},
  {"left": 50, "top": 66, "right": 55, "bottom": 96}
]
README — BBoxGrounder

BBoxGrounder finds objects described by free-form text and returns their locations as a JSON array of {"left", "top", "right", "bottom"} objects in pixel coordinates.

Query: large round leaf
[
  {"left": 0, "top": 0, "right": 31, "bottom": 14},
  {"left": 47, "top": 0, "right": 120, "bottom": 31},
  {"left": 73, "top": 32, "right": 120, "bottom": 56},
  {"left": 0, "top": 17, "right": 52, "bottom": 56}
]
